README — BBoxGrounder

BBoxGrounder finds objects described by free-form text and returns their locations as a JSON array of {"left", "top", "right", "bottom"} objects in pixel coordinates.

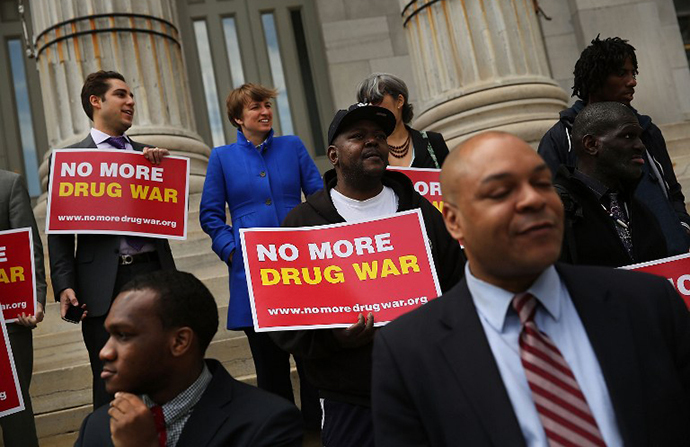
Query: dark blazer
[
  {"left": 74, "top": 359, "right": 303, "bottom": 447},
  {"left": 409, "top": 127, "right": 449, "bottom": 169},
  {"left": 372, "top": 264, "right": 690, "bottom": 446},
  {"left": 47, "top": 135, "right": 175, "bottom": 316}
]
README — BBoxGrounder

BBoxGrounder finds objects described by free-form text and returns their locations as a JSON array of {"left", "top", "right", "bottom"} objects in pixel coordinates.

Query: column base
[{"left": 413, "top": 82, "right": 569, "bottom": 148}]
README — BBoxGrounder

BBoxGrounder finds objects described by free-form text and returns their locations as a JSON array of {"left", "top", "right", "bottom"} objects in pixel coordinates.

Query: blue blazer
[{"left": 200, "top": 129, "right": 322, "bottom": 329}]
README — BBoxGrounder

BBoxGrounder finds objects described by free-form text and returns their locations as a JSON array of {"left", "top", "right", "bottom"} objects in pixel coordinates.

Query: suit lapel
[
  {"left": 175, "top": 361, "right": 234, "bottom": 446},
  {"left": 130, "top": 140, "right": 146, "bottom": 152},
  {"left": 438, "top": 281, "right": 527, "bottom": 446},
  {"left": 557, "top": 264, "right": 645, "bottom": 444},
  {"left": 73, "top": 134, "right": 97, "bottom": 148}
]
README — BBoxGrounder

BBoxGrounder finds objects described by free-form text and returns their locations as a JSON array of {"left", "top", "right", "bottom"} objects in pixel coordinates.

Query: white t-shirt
[{"left": 330, "top": 186, "right": 398, "bottom": 222}]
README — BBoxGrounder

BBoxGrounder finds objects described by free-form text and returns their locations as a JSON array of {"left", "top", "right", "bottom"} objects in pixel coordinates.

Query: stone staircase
[{"left": 0, "top": 194, "right": 279, "bottom": 446}]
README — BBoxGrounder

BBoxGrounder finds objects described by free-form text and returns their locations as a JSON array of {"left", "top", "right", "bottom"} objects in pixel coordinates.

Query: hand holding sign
[
  {"left": 142, "top": 146, "right": 170, "bottom": 165},
  {"left": 333, "top": 313, "right": 375, "bottom": 348}
]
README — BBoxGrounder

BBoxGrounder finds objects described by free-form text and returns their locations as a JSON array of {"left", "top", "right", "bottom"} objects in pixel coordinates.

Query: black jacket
[
  {"left": 555, "top": 166, "right": 668, "bottom": 267},
  {"left": 271, "top": 169, "right": 465, "bottom": 406},
  {"left": 538, "top": 100, "right": 690, "bottom": 254},
  {"left": 409, "top": 127, "right": 449, "bottom": 169}
]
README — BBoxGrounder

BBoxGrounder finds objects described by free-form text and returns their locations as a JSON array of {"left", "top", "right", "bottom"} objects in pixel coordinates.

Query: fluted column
[
  {"left": 401, "top": 0, "right": 568, "bottom": 147},
  {"left": 30, "top": 0, "right": 209, "bottom": 199}
]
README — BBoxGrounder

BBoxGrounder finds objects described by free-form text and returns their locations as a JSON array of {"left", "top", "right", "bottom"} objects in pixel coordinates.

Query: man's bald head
[
  {"left": 572, "top": 102, "right": 645, "bottom": 188},
  {"left": 572, "top": 102, "right": 637, "bottom": 158},
  {"left": 440, "top": 131, "right": 564, "bottom": 292},
  {"left": 440, "top": 131, "right": 519, "bottom": 207}
]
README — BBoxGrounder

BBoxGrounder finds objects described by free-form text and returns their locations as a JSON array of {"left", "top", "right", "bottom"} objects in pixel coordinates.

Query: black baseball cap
[{"left": 327, "top": 103, "right": 396, "bottom": 145}]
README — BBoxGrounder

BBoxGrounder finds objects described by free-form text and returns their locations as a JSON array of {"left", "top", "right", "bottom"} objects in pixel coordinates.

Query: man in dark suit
[
  {"left": 48, "top": 70, "right": 176, "bottom": 408},
  {"left": 372, "top": 131, "right": 690, "bottom": 446},
  {"left": 0, "top": 170, "right": 46, "bottom": 447},
  {"left": 75, "top": 270, "right": 303, "bottom": 447}
]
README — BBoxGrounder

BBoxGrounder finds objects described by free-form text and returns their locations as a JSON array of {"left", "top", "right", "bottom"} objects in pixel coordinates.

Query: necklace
[{"left": 388, "top": 133, "right": 411, "bottom": 158}]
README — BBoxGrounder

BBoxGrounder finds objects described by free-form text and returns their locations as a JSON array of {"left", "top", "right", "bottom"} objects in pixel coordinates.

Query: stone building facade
[{"left": 0, "top": 0, "right": 689, "bottom": 196}]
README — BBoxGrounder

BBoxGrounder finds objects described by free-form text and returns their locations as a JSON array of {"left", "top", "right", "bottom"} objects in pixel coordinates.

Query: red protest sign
[
  {"left": 46, "top": 149, "right": 189, "bottom": 239},
  {"left": 621, "top": 253, "right": 690, "bottom": 309},
  {"left": 0, "top": 228, "right": 36, "bottom": 323},
  {"left": 387, "top": 167, "right": 443, "bottom": 212},
  {"left": 0, "top": 312, "right": 24, "bottom": 418},
  {"left": 241, "top": 210, "right": 441, "bottom": 331}
]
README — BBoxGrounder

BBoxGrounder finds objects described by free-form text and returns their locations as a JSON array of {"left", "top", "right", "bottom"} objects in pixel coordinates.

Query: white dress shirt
[
  {"left": 466, "top": 264, "right": 623, "bottom": 447},
  {"left": 90, "top": 128, "right": 134, "bottom": 151}
]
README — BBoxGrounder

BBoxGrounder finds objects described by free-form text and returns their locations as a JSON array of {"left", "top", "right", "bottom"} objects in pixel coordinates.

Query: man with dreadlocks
[{"left": 538, "top": 36, "right": 690, "bottom": 255}]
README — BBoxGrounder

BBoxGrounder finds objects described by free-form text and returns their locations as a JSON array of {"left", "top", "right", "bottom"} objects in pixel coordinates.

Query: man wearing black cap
[{"left": 270, "top": 103, "right": 464, "bottom": 447}]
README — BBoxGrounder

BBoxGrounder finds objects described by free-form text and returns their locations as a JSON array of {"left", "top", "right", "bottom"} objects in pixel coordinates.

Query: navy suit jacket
[
  {"left": 372, "top": 264, "right": 690, "bottom": 446},
  {"left": 74, "top": 359, "right": 303, "bottom": 447},
  {"left": 47, "top": 135, "right": 176, "bottom": 316}
]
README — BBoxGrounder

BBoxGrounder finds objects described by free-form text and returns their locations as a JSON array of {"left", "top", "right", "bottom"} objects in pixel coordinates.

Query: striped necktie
[{"left": 512, "top": 293, "right": 606, "bottom": 447}]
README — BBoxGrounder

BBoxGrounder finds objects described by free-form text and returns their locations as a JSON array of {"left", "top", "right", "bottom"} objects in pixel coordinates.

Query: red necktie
[
  {"left": 150, "top": 405, "right": 167, "bottom": 447},
  {"left": 512, "top": 293, "right": 606, "bottom": 447}
]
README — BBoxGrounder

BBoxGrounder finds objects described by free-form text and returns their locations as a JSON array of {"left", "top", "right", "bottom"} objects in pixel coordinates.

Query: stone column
[
  {"left": 401, "top": 0, "right": 568, "bottom": 147},
  {"left": 30, "top": 0, "right": 209, "bottom": 201}
]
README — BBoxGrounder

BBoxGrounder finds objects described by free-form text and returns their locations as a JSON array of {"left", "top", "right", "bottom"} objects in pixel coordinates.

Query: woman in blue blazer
[{"left": 200, "top": 83, "right": 323, "bottom": 427}]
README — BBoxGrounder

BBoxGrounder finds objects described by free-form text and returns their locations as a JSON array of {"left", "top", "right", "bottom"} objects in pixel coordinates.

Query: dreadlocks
[{"left": 572, "top": 35, "right": 638, "bottom": 102}]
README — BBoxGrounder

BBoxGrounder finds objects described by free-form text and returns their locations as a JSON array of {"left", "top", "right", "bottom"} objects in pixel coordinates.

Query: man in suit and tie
[
  {"left": 0, "top": 170, "right": 46, "bottom": 447},
  {"left": 48, "top": 70, "right": 176, "bottom": 409},
  {"left": 75, "top": 270, "right": 303, "bottom": 447},
  {"left": 372, "top": 131, "right": 690, "bottom": 446}
]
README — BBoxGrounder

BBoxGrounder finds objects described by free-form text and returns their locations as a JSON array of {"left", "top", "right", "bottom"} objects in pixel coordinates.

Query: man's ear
[
  {"left": 582, "top": 134, "right": 599, "bottom": 156},
  {"left": 327, "top": 145, "right": 338, "bottom": 167},
  {"left": 169, "top": 327, "right": 194, "bottom": 357},
  {"left": 90, "top": 95, "right": 102, "bottom": 112},
  {"left": 442, "top": 203, "right": 465, "bottom": 245}
]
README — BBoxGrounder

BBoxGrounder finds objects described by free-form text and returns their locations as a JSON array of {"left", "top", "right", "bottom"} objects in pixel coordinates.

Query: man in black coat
[
  {"left": 538, "top": 36, "right": 690, "bottom": 254},
  {"left": 555, "top": 101, "right": 668, "bottom": 266},
  {"left": 271, "top": 104, "right": 464, "bottom": 447},
  {"left": 372, "top": 131, "right": 690, "bottom": 446},
  {"left": 48, "top": 70, "right": 176, "bottom": 408},
  {"left": 75, "top": 270, "right": 302, "bottom": 447}
]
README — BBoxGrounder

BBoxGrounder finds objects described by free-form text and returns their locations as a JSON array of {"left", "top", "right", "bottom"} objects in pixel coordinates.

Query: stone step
[
  {"left": 668, "top": 138, "right": 690, "bottom": 160},
  {"left": 32, "top": 431, "right": 79, "bottom": 447},
  {"left": 660, "top": 121, "right": 690, "bottom": 143},
  {"left": 35, "top": 404, "right": 92, "bottom": 441},
  {"left": 173, "top": 249, "right": 227, "bottom": 274}
]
